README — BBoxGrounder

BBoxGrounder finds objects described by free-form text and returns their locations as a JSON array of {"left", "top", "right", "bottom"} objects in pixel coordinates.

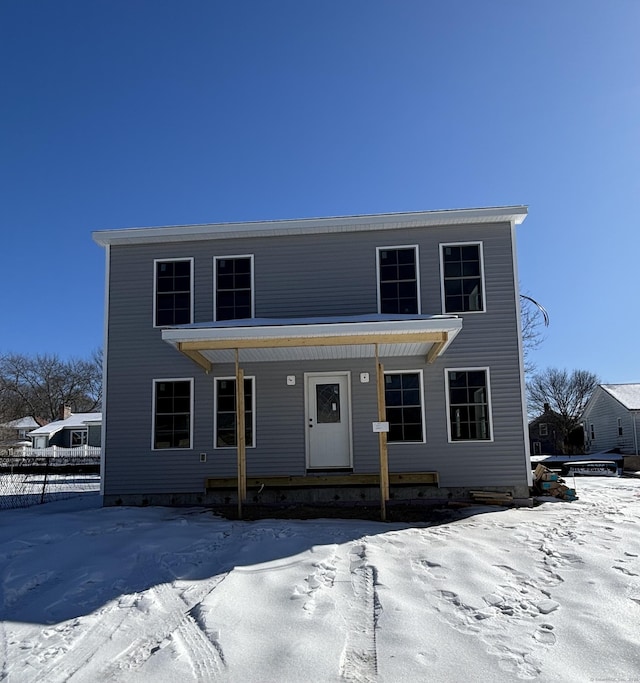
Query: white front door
[{"left": 306, "top": 373, "right": 352, "bottom": 469}]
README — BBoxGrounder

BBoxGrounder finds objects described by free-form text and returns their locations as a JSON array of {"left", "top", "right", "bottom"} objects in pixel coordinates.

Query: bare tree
[
  {"left": 527, "top": 367, "right": 599, "bottom": 452},
  {"left": 520, "top": 293, "right": 548, "bottom": 374},
  {"left": 0, "top": 350, "right": 102, "bottom": 424}
]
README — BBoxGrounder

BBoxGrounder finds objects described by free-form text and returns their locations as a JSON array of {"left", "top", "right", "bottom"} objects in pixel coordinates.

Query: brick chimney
[{"left": 58, "top": 404, "right": 72, "bottom": 420}]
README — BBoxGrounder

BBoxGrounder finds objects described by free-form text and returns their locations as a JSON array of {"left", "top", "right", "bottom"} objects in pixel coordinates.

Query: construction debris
[
  {"left": 469, "top": 490, "right": 514, "bottom": 506},
  {"left": 533, "top": 464, "right": 578, "bottom": 501}
]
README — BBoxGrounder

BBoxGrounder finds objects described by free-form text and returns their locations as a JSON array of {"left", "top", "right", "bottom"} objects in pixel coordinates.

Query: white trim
[
  {"left": 304, "top": 371, "right": 353, "bottom": 469},
  {"left": 151, "top": 378, "right": 194, "bottom": 451},
  {"left": 383, "top": 369, "right": 426, "bottom": 444},
  {"left": 444, "top": 367, "right": 494, "bottom": 443},
  {"left": 213, "top": 254, "right": 255, "bottom": 321},
  {"left": 538, "top": 423, "right": 548, "bottom": 437},
  {"left": 70, "top": 429, "right": 88, "bottom": 446},
  {"left": 153, "top": 257, "right": 194, "bottom": 328},
  {"left": 439, "top": 241, "right": 487, "bottom": 314},
  {"left": 510, "top": 222, "right": 532, "bottom": 485},
  {"left": 93, "top": 206, "right": 528, "bottom": 246},
  {"left": 213, "top": 375, "right": 256, "bottom": 449},
  {"left": 100, "top": 245, "right": 110, "bottom": 497},
  {"left": 376, "top": 244, "right": 421, "bottom": 315}
]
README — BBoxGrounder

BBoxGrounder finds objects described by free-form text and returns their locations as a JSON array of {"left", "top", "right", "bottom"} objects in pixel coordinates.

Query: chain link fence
[{"left": 0, "top": 450, "right": 100, "bottom": 510}]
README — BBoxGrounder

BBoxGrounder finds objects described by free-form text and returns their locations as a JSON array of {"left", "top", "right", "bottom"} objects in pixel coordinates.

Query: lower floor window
[
  {"left": 215, "top": 377, "right": 255, "bottom": 448},
  {"left": 384, "top": 371, "right": 424, "bottom": 442},
  {"left": 446, "top": 368, "right": 492, "bottom": 441},
  {"left": 153, "top": 379, "right": 192, "bottom": 449},
  {"left": 70, "top": 430, "right": 87, "bottom": 446}
]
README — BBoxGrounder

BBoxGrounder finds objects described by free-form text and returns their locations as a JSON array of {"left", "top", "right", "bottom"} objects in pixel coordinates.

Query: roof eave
[{"left": 92, "top": 205, "right": 528, "bottom": 246}]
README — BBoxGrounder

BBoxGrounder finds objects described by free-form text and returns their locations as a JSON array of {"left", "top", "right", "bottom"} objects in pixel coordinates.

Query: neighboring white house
[
  {"left": 582, "top": 384, "right": 640, "bottom": 461},
  {"left": 0, "top": 416, "right": 41, "bottom": 446},
  {"left": 28, "top": 413, "right": 102, "bottom": 449}
]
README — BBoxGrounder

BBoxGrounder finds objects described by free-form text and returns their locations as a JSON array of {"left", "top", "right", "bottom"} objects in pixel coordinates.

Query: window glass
[
  {"left": 216, "top": 257, "right": 253, "bottom": 320},
  {"left": 154, "top": 380, "right": 191, "bottom": 449},
  {"left": 447, "top": 370, "right": 491, "bottom": 441},
  {"left": 155, "top": 260, "right": 192, "bottom": 326},
  {"left": 378, "top": 248, "right": 419, "bottom": 314},
  {"left": 442, "top": 244, "right": 484, "bottom": 312},
  {"left": 384, "top": 372, "right": 424, "bottom": 442},
  {"left": 216, "top": 378, "right": 254, "bottom": 447}
]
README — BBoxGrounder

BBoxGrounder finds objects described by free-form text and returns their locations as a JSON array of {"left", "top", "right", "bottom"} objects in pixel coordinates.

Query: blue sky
[{"left": 1, "top": 1, "right": 638, "bottom": 382}]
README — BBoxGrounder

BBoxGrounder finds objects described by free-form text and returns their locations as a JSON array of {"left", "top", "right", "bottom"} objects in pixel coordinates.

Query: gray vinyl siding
[
  {"left": 583, "top": 389, "right": 639, "bottom": 455},
  {"left": 103, "top": 220, "right": 528, "bottom": 496}
]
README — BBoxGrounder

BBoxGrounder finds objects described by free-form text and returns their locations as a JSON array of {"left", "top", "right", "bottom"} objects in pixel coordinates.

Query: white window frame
[
  {"left": 439, "top": 242, "right": 486, "bottom": 314},
  {"left": 617, "top": 418, "right": 623, "bottom": 437},
  {"left": 213, "top": 254, "right": 255, "bottom": 321},
  {"left": 153, "top": 257, "right": 194, "bottom": 328},
  {"left": 445, "top": 366, "right": 494, "bottom": 443},
  {"left": 376, "top": 245, "right": 421, "bottom": 315},
  {"left": 214, "top": 375, "right": 256, "bottom": 449},
  {"left": 383, "top": 369, "right": 426, "bottom": 444},
  {"left": 151, "top": 377, "right": 194, "bottom": 451},
  {"left": 70, "top": 429, "right": 88, "bottom": 446},
  {"left": 533, "top": 441, "right": 542, "bottom": 455},
  {"left": 539, "top": 423, "right": 548, "bottom": 437}
]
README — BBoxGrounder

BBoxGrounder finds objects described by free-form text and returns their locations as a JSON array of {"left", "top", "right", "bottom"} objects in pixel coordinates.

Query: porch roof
[{"left": 161, "top": 313, "right": 463, "bottom": 372}]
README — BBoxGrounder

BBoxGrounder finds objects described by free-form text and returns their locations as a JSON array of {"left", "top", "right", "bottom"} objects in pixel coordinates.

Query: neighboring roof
[
  {"left": 29, "top": 412, "right": 102, "bottom": 437},
  {"left": 1, "top": 416, "right": 40, "bottom": 430},
  {"left": 92, "top": 205, "right": 528, "bottom": 246},
  {"left": 600, "top": 384, "right": 640, "bottom": 411},
  {"left": 162, "top": 313, "right": 463, "bottom": 370}
]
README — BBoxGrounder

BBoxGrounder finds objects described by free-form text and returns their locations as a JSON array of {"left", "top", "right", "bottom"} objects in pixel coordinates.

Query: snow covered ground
[{"left": 2, "top": 477, "right": 640, "bottom": 682}]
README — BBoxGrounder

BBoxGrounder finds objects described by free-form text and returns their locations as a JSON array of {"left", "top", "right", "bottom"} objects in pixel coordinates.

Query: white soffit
[
  {"left": 162, "top": 315, "right": 462, "bottom": 364},
  {"left": 93, "top": 205, "right": 528, "bottom": 246}
]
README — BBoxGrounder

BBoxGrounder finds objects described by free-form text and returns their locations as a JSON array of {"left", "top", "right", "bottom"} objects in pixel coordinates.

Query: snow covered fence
[{"left": 0, "top": 449, "right": 100, "bottom": 510}]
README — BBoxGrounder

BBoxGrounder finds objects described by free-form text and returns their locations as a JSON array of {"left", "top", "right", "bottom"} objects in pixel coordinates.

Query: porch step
[{"left": 205, "top": 471, "right": 439, "bottom": 490}]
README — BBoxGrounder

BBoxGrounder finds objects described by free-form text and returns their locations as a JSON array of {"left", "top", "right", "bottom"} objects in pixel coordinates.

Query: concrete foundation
[{"left": 103, "top": 482, "right": 531, "bottom": 511}]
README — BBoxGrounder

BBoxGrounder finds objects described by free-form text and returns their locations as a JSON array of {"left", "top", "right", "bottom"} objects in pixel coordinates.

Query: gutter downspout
[{"left": 633, "top": 411, "right": 639, "bottom": 456}]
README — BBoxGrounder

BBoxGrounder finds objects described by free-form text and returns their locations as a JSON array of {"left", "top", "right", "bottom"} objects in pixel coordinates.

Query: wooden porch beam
[
  {"left": 178, "top": 331, "right": 447, "bottom": 352},
  {"left": 426, "top": 334, "right": 448, "bottom": 364},
  {"left": 235, "top": 350, "right": 246, "bottom": 518},
  {"left": 178, "top": 345, "right": 212, "bottom": 373},
  {"left": 375, "top": 344, "right": 389, "bottom": 522}
]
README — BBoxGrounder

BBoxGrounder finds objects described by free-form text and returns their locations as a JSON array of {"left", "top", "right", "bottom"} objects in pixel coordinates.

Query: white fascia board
[
  {"left": 92, "top": 206, "right": 528, "bottom": 246},
  {"left": 162, "top": 316, "right": 463, "bottom": 345}
]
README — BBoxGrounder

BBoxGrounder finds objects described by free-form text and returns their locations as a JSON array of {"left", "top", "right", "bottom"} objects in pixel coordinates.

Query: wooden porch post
[
  {"left": 235, "top": 349, "right": 247, "bottom": 518},
  {"left": 375, "top": 344, "right": 389, "bottom": 521}
]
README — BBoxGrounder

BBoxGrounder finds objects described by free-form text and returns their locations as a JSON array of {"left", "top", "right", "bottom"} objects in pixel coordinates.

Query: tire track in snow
[
  {"left": 101, "top": 574, "right": 228, "bottom": 680},
  {"left": 17, "top": 554, "right": 227, "bottom": 683},
  {"left": 339, "top": 542, "right": 381, "bottom": 683}
]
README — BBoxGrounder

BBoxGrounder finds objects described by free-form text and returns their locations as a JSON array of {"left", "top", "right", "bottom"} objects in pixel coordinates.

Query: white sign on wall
[{"left": 372, "top": 421, "right": 389, "bottom": 433}]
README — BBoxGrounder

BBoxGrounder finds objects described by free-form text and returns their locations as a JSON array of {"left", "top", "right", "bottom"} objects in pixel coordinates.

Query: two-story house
[
  {"left": 93, "top": 206, "right": 531, "bottom": 515},
  {"left": 582, "top": 384, "right": 640, "bottom": 468}
]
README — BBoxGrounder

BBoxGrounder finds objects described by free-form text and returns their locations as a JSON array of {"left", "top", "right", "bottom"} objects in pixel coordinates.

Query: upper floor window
[
  {"left": 539, "top": 423, "right": 548, "bottom": 437},
  {"left": 377, "top": 246, "right": 420, "bottom": 315},
  {"left": 215, "top": 377, "right": 255, "bottom": 448},
  {"left": 446, "top": 368, "right": 492, "bottom": 441},
  {"left": 618, "top": 418, "right": 623, "bottom": 437},
  {"left": 153, "top": 379, "right": 192, "bottom": 450},
  {"left": 154, "top": 259, "right": 193, "bottom": 326},
  {"left": 384, "top": 371, "right": 425, "bottom": 443},
  {"left": 440, "top": 243, "right": 485, "bottom": 313},
  {"left": 214, "top": 255, "right": 254, "bottom": 321}
]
